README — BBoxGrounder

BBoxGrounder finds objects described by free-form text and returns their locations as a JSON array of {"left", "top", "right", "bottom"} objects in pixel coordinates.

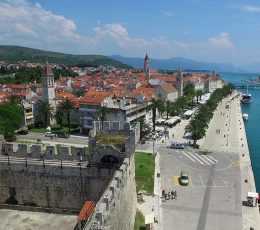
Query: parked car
[
  {"left": 45, "top": 132, "right": 57, "bottom": 138},
  {"left": 57, "top": 132, "right": 70, "bottom": 138},
  {"left": 180, "top": 171, "right": 189, "bottom": 186},
  {"left": 170, "top": 142, "right": 185, "bottom": 149},
  {"left": 17, "top": 129, "right": 28, "bottom": 135}
]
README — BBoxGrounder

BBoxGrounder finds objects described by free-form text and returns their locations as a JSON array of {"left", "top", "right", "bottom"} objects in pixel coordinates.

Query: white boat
[{"left": 242, "top": 113, "right": 249, "bottom": 121}]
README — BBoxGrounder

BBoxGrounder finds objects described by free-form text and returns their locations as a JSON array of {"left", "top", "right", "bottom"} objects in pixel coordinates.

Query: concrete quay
[{"left": 200, "top": 91, "right": 260, "bottom": 230}]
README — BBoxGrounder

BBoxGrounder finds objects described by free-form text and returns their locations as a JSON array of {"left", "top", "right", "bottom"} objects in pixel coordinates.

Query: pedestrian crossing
[{"left": 180, "top": 151, "right": 218, "bottom": 165}]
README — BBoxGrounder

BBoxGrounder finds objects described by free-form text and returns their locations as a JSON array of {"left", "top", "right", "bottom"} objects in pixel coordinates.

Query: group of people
[{"left": 162, "top": 189, "right": 177, "bottom": 201}]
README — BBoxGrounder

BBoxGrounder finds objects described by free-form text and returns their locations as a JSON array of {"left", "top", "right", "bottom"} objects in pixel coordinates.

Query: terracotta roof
[
  {"left": 42, "top": 64, "right": 53, "bottom": 76},
  {"left": 80, "top": 91, "right": 111, "bottom": 105},
  {"left": 7, "top": 84, "right": 28, "bottom": 89},
  {"left": 160, "top": 83, "right": 178, "bottom": 94},
  {"left": 56, "top": 92, "right": 76, "bottom": 100}
]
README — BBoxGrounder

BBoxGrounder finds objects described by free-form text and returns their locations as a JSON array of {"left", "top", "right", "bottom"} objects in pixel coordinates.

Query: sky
[{"left": 1, "top": 0, "right": 260, "bottom": 65}]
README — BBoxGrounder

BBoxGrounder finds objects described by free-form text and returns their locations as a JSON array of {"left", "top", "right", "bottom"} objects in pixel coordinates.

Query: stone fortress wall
[
  {"left": 83, "top": 121, "right": 139, "bottom": 230},
  {"left": 0, "top": 120, "right": 139, "bottom": 229},
  {"left": 0, "top": 138, "right": 113, "bottom": 212}
]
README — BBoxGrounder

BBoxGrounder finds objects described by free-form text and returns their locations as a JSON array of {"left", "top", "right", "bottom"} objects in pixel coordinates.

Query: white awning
[
  {"left": 156, "top": 118, "right": 165, "bottom": 123},
  {"left": 248, "top": 192, "right": 258, "bottom": 198},
  {"left": 184, "top": 110, "right": 194, "bottom": 116},
  {"left": 145, "top": 212, "right": 154, "bottom": 225},
  {"left": 165, "top": 116, "right": 180, "bottom": 124}
]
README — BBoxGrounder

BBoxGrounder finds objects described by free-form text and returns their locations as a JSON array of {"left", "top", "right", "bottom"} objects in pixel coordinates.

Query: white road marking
[
  {"left": 201, "top": 155, "right": 216, "bottom": 164},
  {"left": 220, "top": 177, "right": 227, "bottom": 186},
  {"left": 210, "top": 177, "right": 216, "bottom": 186},
  {"left": 183, "top": 152, "right": 196, "bottom": 162},
  {"left": 185, "top": 151, "right": 205, "bottom": 165},
  {"left": 207, "top": 155, "right": 218, "bottom": 163},
  {"left": 199, "top": 176, "right": 205, "bottom": 186},
  {"left": 195, "top": 154, "right": 211, "bottom": 165}
]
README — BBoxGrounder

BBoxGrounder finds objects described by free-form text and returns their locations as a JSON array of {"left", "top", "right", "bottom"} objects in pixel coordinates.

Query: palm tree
[
  {"left": 149, "top": 98, "right": 160, "bottom": 132},
  {"left": 195, "top": 90, "right": 204, "bottom": 104},
  {"left": 38, "top": 101, "right": 54, "bottom": 127},
  {"left": 57, "top": 99, "right": 76, "bottom": 133},
  {"left": 165, "top": 100, "right": 172, "bottom": 119},
  {"left": 55, "top": 107, "right": 65, "bottom": 128},
  {"left": 137, "top": 117, "right": 151, "bottom": 140},
  {"left": 183, "top": 83, "right": 195, "bottom": 96},
  {"left": 97, "top": 105, "right": 111, "bottom": 129}
]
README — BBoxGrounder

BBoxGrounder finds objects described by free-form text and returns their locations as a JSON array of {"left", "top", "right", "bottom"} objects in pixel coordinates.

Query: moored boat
[
  {"left": 241, "top": 94, "right": 252, "bottom": 103},
  {"left": 242, "top": 113, "right": 249, "bottom": 121}
]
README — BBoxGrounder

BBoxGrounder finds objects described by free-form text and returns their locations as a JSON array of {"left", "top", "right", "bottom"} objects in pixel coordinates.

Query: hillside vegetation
[{"left": 0, "top": 45, "right": 130, "bottom": 68}]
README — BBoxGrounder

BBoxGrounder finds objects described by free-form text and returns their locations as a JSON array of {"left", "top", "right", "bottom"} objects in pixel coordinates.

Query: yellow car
[{"left": 180, "top": 171, "right": 189, "bottom": 186}]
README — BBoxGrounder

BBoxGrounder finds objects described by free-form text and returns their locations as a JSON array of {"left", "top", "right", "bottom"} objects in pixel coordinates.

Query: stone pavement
[
  {"left": 199, "top": 92, "right": 260, "bottom": 230},
  {"left": 137, "top": 91, "right": 260, "bottom": 230}
]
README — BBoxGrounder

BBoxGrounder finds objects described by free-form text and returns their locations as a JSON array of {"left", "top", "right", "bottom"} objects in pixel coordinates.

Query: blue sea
[{"left": 220, "top": 72, "right": 260, "bottom": 192}]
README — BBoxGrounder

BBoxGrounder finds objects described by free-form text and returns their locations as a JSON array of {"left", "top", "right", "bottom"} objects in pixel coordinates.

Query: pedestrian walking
[
  {"left": 162, "top": 189, "right": 165, "bottom": 198},
  {"left": 171, "top": 190, "right": 174, "bottom": 199},
  {"left": 168, "top": 192, "right": 171, "bottom": 200},
  {"left": 164, "top": 193, "right": 167, "bottom": 201},
  {"left": 174, "top": 191, "right": 177, "bottom": 200}
]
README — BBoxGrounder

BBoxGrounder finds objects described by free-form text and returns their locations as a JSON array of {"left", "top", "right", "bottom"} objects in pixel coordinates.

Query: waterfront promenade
[{"left": 200, "top": 91, "right": 260, "bottom": 230}]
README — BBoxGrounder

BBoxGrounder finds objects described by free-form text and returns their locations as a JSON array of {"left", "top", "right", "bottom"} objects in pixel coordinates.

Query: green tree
[
  {"left": 37, "top": 101, "right": 54, "bottom": 127},
  {"left": 183, "top": 83, "right": 195, "bottom": 96},
  {"left": 165, "top": 100, "right": 172, "bottom": 119},
  {"left": 195, "top": 90, "right": 204, "bottom": 104},
  {"left": 7, "top": 94, "right": 21, "bottom": 105},
  {"left": 57, "top": 99, "right": 76, "bottom": 133},
  {"left": 137, "top": 117, "right": 152, "bottom": 140},
  {"left": 149, "top": 98, "right": 160, "bottom": 132},
  {"left": 55, "top": 107, "right": 65, "bottom": 128},
  {"left": 97, "top": 105, "right": 111, "bottom": 129},
  {"left": 0, "top": 103, "right": 23, "bottom": 137}
]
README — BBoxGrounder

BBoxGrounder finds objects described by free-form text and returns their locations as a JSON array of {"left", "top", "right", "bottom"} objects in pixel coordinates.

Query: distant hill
[
  {"left": 110, "top": 55, "right": 240, "bottom": 72},
  {"left": 0, "top": 46, "right": 130, "bottom": 68}
]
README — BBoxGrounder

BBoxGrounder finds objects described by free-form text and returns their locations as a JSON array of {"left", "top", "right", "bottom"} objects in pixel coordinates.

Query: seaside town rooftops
[
  {"left": 79, "top": 91, "right": 111, "bottom": 105},
  {"left": 160, "top": 83, "right": 178, "bottom": 94}
]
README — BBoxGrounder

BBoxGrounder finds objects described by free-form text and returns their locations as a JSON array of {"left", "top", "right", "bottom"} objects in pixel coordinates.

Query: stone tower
[
  {"left": 41, "top": 63, "right": 56, "bottom": 109},
  {"left": 175, "top": 68, "right": 183, "bottom": 97},
  {"left": 144, "top": 53, "right": 150, "bottom": 79}
]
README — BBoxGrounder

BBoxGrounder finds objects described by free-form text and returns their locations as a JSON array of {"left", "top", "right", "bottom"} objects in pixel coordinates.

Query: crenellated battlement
[{"left": 2, "top": 142, "right": 87, "bottom": 161}]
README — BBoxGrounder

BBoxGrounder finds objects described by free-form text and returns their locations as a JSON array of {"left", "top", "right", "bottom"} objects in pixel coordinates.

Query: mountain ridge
[
  {"left": 0, "top": 45, "right": 130, "bottom": 68},
  {"left": 110, "top": 55, "right": 240, "bottom": 72}
]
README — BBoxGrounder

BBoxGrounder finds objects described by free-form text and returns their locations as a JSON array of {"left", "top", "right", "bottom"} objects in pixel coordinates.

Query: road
[
  {"left": 158, "top": 146, "right": 242, "bottom": 230},
  {"left": 16, "top": 132, "right": 89, "bottom": 146}
]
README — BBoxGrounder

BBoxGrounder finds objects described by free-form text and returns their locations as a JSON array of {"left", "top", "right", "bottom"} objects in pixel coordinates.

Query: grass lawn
[
  {"left": 134, "top": 210, "right": 146, "bottom": 230},
  {"left": 135, "top": 152, "right": 155, "bottom": 195},
  {"left": 96, "top": 134, "right": 126, "bottom": 145}
]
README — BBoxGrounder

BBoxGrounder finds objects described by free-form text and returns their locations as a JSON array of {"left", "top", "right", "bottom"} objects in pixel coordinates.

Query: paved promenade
[
  {"left": 200, "top": 92, "right": 260, "bottom": 230},
  {"left": 137, "top": 91, "right": 260, "bottom": 230}
]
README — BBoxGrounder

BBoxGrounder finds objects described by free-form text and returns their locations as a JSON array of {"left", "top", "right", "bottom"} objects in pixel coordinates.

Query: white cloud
[
  {"left": 243, "top": 5, "right": 260, "bottom": 12},
  {"left": 0, "top": 0, "right": 170, "bottom": 54},
  {"left": 174, "top": 41, "right": 189, "bottom": 49},
  {"left": 15, "top": 23, "right": 37, "bottom": 38},
  {"left": 208, "top": 32, "right": 234, "bottom": 48},
  {"left": 93, "top": 24, "right": 170, "bottom": 48},
  {"left": 161, "top": 11, "right": 173, "bottom": 17},
  {"left": 0, "top": 0, "right": 96, "bottom": 50}
]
